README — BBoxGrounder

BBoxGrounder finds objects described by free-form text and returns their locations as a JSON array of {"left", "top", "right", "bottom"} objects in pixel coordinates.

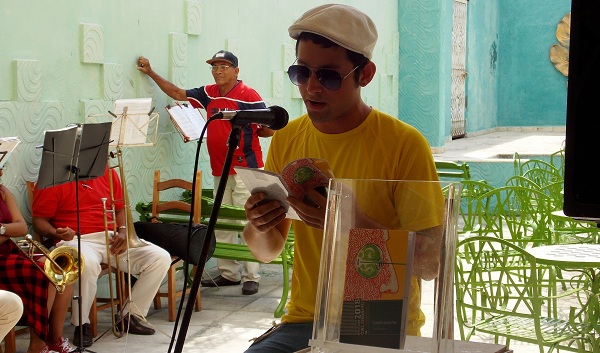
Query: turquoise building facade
[{"left": 0, "top": 0, "right": 572, "bottom": 217}]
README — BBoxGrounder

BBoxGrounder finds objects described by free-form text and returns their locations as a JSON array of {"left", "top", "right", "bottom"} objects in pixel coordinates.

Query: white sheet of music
[
  {"left": 111, "top": 98, "right": 152, "bottom": 145},
  {"left": 166, "top": 104, "right": 206, "bottom": 141}
]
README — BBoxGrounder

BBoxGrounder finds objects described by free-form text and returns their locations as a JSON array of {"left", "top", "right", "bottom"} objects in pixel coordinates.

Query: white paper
[
  {"left": 167, "top": 104, "right": 207, "bottom": 141},
  {"left": 114, "top": 98, "right": 152, "bottom": 115},
  {"left": 0, "top": 137, "right": 21, "bottom": 169},
  {"left": 110, "top": 98, "right": 152, "bottom": 145},
  {"left": 234, "top": 166, "right": 300, "bottom": 220}
]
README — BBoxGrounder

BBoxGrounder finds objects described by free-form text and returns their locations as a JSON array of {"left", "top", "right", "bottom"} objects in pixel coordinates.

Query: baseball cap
[
  {"left": 206, "top": 50, "right": 238, "bottom": 67},
  {"left": 288, "top": 4, "right": 378, "bottom": 60}
]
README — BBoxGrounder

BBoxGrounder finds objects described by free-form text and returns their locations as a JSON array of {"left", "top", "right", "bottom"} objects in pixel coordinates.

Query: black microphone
[{"left": 210, "top": 105, "right": 289, "bottom": 130}]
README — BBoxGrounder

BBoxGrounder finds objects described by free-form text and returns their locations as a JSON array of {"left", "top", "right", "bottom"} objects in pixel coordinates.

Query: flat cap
[{"left": 288, "top": 4, "right": 378, "bottom": 60}]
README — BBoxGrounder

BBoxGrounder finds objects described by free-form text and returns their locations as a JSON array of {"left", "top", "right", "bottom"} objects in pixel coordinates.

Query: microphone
[{"left": 210, "top": 105, "right": 289, "bottom": 130}]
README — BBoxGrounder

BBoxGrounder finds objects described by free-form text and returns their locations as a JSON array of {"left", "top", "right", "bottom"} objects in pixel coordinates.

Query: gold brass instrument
[{"left": 17, "top": 234, "right": 84, "bottom": 294}]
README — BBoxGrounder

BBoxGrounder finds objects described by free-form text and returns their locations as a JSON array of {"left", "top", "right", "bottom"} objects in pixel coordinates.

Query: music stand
[{"left": 37, "top": 122, "right": 112, "bottom": 353}]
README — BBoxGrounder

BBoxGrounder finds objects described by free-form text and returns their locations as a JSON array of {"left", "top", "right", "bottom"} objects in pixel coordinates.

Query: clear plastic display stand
[{"left": 309, "top": 179, "right": 462, "bottom": 353}]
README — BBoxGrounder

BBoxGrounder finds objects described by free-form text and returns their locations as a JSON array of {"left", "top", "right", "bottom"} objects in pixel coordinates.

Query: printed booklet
[{"left": 340, "top": 228, "right": 414, "bottom": 349}]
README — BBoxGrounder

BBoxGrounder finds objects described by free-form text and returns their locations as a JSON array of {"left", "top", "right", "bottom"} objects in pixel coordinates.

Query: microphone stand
[
  {"left": 71, "top": 166, "right": 96, "bottom": 353},
  {"left": 172, "top": 123, "right": 244, "bottom": 353}
]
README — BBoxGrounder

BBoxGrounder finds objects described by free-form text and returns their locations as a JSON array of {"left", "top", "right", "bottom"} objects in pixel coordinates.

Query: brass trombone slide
[
  {"left": 17, "top": 234, "right": 83, "bottom": 294},
  {"left": 101, "top": 146, "right": 148, "bottom": 337},
  {"left": 101, "top": 196, "right": 125, "bottom": 337}
]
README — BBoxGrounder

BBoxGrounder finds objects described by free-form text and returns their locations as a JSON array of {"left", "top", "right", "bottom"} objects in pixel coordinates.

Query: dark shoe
[
  {"left": 201, "top": 275, "right": 241, "bottom": 287},
  {"left": 242, "top": 281, "right": 259, "bottom": 295},
  {"left": 115, "top": 314, "right": 155, "bottom": 335},
  {"left": 73, "top": 323, "right": 92, "bottom": 347}
]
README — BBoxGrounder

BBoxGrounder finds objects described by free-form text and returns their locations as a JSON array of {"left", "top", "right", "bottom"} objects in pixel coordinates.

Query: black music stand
[{"left": 37, "top": 122, "right": 112, "bottom": 353}]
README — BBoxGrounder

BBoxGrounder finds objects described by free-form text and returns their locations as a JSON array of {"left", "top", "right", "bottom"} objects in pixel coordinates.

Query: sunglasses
[{"left": 287, "top": 64, "right": 360, "bottom": 91}]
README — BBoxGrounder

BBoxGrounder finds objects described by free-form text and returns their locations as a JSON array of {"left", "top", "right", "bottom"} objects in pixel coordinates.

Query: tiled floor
[{"left": 10, "top": 130, "right": 569, "bottom": 353}]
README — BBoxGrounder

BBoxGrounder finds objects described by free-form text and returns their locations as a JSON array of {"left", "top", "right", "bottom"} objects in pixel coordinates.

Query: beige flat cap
[{"left": 288, "top": 4, "right": 378, "bottom": 60}]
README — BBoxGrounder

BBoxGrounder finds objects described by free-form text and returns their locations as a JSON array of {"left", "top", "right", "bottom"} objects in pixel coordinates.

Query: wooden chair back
[
  {"left": 152, "top": 170, "right": 202, "bottom": 223},
  {"left": 150, "top": 169, "right": 202, "bottom": 321}
]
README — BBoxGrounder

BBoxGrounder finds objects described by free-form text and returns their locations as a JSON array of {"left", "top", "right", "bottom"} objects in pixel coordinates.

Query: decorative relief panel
[
  {"left": 80, "top": 99, "right": 112, "bottom": 120},
  {"left": 14, "top": 60, "right": 42, "bottom": 103},
  {"left": 283, "top": 44, "right": 295, "bottom": 67},
  {"left": 171, "top": 67, "right": 188, "bottom": 93},
  {"left": 186, "top": 0, "right": 202, "bottom": 35},
  {"left": 80, "top": 23, "right": 104, "bottom": 64},
  {"left": 170, "top": 32, "right": 188, "bottom": 68},
  {"left": 16, "top": 101, "right": 65, "bottom": 144},
  {"left": 102, "top": 63, "right": 125, "bottom": 101},
  {"left": 0, "top": 102, "right": 19, "bottom": 136},
  {"left": 272, "top": 71, "right": 284, "bottom": 99}
]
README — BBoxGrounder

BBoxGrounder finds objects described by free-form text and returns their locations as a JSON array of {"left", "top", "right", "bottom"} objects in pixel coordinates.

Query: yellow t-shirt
[{"left": 265, "top": 108, "right": 441, "bottom": 336}]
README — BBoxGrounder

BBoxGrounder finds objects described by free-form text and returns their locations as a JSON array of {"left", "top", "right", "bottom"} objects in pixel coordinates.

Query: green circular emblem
[
  {"left": 293, "top": 166, "right": 315, "bottom": 184},
  {"left": 355, "top": 243, "right": 383, "bottom": 279}
]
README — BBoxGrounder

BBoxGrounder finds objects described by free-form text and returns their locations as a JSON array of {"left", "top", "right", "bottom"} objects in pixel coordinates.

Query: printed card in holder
[
  {"left": 234, "top": 158, "right": 333, "bottom": 220},
  {"left": 340, "top": 228, "right": 414, "bottom": 350},
  {"left": 165, "top": 103, "right": 207, "bottom": 142}
]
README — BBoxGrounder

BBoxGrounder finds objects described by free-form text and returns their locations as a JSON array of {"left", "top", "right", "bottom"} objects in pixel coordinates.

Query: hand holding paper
[{"left": 235, "top": 158, "right": 333, "bottom": 220}]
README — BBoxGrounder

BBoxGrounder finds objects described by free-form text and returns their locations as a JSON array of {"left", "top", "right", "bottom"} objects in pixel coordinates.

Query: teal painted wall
[
  {"left": 496, "top": 0, "right": 571, "bottom": 126},
  {"left": 0, "top": 0, "right": 399, "bottom": 221},
  {"left": 465, "top": 0, "right": 500, "bottom": 132},
  {"left": 397, "top": 0, "right": 454, "bottom": 148}
]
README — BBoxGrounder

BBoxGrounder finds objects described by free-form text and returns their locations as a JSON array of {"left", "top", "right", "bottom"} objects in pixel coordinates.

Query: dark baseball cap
[{"left": 206, "top": 50, "right": 238, "bottom": 67}]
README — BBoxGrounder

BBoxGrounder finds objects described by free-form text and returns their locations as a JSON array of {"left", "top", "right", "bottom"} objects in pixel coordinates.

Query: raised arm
[{"left": 137, "top": 56, "right": 187, "bottom": 101}]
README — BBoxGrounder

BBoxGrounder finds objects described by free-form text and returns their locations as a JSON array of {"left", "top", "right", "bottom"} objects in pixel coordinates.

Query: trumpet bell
[{"left": 45, "top": 246, "right": 84, "bottom": 287}]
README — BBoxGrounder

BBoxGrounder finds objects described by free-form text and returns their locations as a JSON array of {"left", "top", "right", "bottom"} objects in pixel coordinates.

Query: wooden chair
[
  {"left": 150, "top": 169, "right": 202, "bottom": 322},
  {"left": 26, "top": 181, "right": 124, "bottom": 338},
  {"left": 1, "top": 324, "right": 24, "bottom": 353}
]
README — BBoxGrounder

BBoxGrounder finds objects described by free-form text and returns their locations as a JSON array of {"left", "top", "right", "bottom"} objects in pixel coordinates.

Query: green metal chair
[
  {"left": 472, "top": 185, "right": 555, "bottom": 248},
  {"left": 434, "top": 160, "right": 471, "bottom": 181},
  {"left": 458, "top": 179, "right": 495, "bottom": 236},
  {"left": 455, "top": 236, "right": 590, "bottom": 352}
]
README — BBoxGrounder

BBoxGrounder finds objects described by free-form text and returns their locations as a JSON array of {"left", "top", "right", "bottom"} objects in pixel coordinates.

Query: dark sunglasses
[{"left": 287, "top": 64, "right": 360, "bottom": 91}]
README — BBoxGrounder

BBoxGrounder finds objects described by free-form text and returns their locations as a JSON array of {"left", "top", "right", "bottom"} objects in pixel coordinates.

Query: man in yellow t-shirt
[{"left": 242, "top": 4, "right": 443, "bottom": 353}]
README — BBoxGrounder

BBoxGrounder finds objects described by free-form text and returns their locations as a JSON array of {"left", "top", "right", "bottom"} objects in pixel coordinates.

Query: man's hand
[
  {"left": 109, "top": 229, "right": 128, "bottom": 256},
  {"left": 137, "top": 56, "right": 152, "bottom": 74},
  {"left": 55, "top": 227, "right": 76, "bottom": 242},
  {"left": 257, "top": 126, "right": 275, "bottom": 138},
  {"left": 287, "top": 188, "right": 327, "bottom": 229},
  {"left": 245, "top": 192, "right": 287, "bottom": 233}
]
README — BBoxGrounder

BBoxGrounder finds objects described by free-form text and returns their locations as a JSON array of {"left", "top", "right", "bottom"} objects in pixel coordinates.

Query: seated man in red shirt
[{"left": 32, "top": 167, "right": 171, "bottom": 347}]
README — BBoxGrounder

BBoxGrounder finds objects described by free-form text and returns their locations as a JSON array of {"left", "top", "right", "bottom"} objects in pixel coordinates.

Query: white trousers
[
  {"left": 213, "top": 174, "right": 260, "bottom": 283},
  {"left": 0, "top": 290, "right": 23, "bottom": 341},
  {"left": 58, "top": 232, "right": 171, "bottom": 325}
]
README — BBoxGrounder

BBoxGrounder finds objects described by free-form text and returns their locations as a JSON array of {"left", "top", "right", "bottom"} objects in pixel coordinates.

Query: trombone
[
  {"left": 17, "top": 234, "right": 83, "bottom": 294},
  {"left": 101, "top": 145, "right": 148, "bottom": 337}
]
